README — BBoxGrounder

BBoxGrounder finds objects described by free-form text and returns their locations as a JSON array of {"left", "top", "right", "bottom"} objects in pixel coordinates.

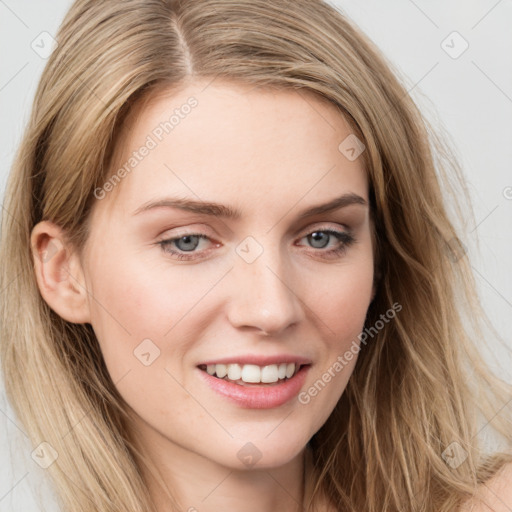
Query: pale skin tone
[
  {"left": 460, "top": 464, "right": 512, "bottom": 512},
  {"left": 30, "top": 80, "right": 512, "bottom": 511}
]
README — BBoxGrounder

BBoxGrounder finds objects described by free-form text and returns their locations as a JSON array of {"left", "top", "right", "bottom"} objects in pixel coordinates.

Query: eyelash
[{"left": 156, "top": 226, "right": 356, "bottom": 261}]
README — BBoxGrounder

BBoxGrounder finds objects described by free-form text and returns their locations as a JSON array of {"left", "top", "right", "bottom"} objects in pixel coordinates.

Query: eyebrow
[{"left": 132, "top": 192, "right": 367, "bottom": 219}]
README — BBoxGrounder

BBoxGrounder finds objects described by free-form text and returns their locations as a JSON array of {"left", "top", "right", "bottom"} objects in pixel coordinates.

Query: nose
[{"left": 226, "top": 243, "right": 304, "bottom": 336}]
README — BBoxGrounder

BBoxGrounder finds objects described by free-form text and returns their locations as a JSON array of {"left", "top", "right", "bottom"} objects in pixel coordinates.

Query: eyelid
[
  {"left": 157, "top": 221, "right": 350, "bottom": 242},
  {"left": 157, "top": 223, "right": 216, "bottom": 240},
  {"left": 299, "top": 222, "right": 350, "bottom": 234}
]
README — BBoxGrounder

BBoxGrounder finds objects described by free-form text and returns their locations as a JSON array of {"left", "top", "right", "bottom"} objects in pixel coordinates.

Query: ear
[{"left": 30, "top": 221, "right": 91, "bottom": 324}]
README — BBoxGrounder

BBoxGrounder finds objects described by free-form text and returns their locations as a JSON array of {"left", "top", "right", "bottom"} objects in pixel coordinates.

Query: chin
[{"left": 213, "top": 431, "right": 310, "bottom": 471}]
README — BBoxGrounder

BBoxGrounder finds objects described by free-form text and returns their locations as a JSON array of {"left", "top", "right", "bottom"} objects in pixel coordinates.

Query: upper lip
[{"left": 198, "top": 354, "right": 313, "bottom": 367}]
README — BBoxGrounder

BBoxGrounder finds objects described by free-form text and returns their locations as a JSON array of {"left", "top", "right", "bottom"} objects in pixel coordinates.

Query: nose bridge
[{"left": 227, "top": 235, "right": 303, "bottom": 335}]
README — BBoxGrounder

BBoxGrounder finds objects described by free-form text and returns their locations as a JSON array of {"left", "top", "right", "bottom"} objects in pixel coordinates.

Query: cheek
[
  {"left": 316, "top": 256, "right": 374, "bottom": 342},
  {"left": 299, "top": 255, "right": 373, "bottom": 415},
  {"left": 82, "top": 246, "right": 174, "bottom": 375},
  {"left": 83, "top": 242, "right": 228, "bottom": 381}
]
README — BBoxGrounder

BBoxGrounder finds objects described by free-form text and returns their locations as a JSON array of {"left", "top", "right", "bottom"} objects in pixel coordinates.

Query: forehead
[{"left": 94, "top": 79, "right": 368, "bottom": 220}]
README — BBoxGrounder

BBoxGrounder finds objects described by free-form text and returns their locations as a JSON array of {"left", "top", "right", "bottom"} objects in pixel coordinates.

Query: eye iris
[
  {"left": 308, "top": 231, "right": 329, "bottom": 249},
  {"left": 175, "top": 235, "right": 200, "bottom": 252}
]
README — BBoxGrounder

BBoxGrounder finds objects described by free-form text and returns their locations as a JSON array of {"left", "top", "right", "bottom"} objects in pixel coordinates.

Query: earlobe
[{"left": 30, "top": 221, "right": 91, "bottom": 324}]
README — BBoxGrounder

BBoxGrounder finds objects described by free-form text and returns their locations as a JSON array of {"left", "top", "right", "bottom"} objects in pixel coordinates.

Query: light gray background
[{"left": 1, "top": 1, "right": 511, "bottom": 510}]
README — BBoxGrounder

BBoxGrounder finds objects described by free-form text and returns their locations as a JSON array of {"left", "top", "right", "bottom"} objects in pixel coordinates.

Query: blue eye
[
  {"left": 157, "top": 228, "right": 355, "bottom": 261},
  {"left": 299, "top": 229, "right": 356, "bottom": 259},
  {"left": 304, "top": 229, "right": 354, "bottom": 251},
  {"left": 158, "top": 234, "right": 211, "bottom": 260}
]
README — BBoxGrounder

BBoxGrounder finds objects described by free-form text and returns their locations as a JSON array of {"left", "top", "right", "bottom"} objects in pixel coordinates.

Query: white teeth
[
  {"left": 261, "top": 364, "right": 279, "bottom": 383},
  {"left": 241, "top": 364, "right": 261, "bottom": 383},
  {"left": 215, "top": 364, "right": 227, "bottom": 378},
  {"left": 203, "top": 362, "right": 301, "bottom": 384},
  {"left": 227, "top": 363, "right": 242, "bottom": 381}
]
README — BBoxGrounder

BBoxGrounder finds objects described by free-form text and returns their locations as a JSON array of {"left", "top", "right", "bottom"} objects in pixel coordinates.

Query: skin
[
  {"left": 31, "top": 80, "right": 376, "bottom": 511},
  {"left": 460, "top": 464, "right": 512, "bottom": 512}
]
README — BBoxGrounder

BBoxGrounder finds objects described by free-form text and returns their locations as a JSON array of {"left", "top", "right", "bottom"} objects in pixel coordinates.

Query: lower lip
[{"left": 197, "top": 365, "right": 311, "bottom": 409}]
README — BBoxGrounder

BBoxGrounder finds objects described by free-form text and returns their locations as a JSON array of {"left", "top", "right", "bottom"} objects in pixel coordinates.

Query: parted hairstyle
[{"left": 1, "top": 0, "right": 511, "bottom": 511}]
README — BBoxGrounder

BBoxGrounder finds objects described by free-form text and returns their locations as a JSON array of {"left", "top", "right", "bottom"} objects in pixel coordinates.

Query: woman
[{"left": 1, "top": 0, "right": 511, "bottom": 510}]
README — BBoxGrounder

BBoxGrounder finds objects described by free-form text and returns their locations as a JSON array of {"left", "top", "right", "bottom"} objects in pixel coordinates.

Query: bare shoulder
[{"left": 460, "top": 462, "right": 512, "bottom": 512}]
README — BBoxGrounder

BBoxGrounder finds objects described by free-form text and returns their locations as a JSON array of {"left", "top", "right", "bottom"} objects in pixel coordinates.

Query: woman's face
[{"left": 79, "top": 80, "right": 374, "bottom": 469}]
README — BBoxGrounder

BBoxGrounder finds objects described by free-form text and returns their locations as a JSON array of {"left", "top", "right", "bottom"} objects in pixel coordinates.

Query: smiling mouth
[{"left": 197, "top": 362, "right": 309, "bottom": 386}]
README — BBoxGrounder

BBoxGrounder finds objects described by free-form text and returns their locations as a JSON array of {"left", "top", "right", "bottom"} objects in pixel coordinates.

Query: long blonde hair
[{"left": 1, "top": 0, "right": 511, "bottom": 510}]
